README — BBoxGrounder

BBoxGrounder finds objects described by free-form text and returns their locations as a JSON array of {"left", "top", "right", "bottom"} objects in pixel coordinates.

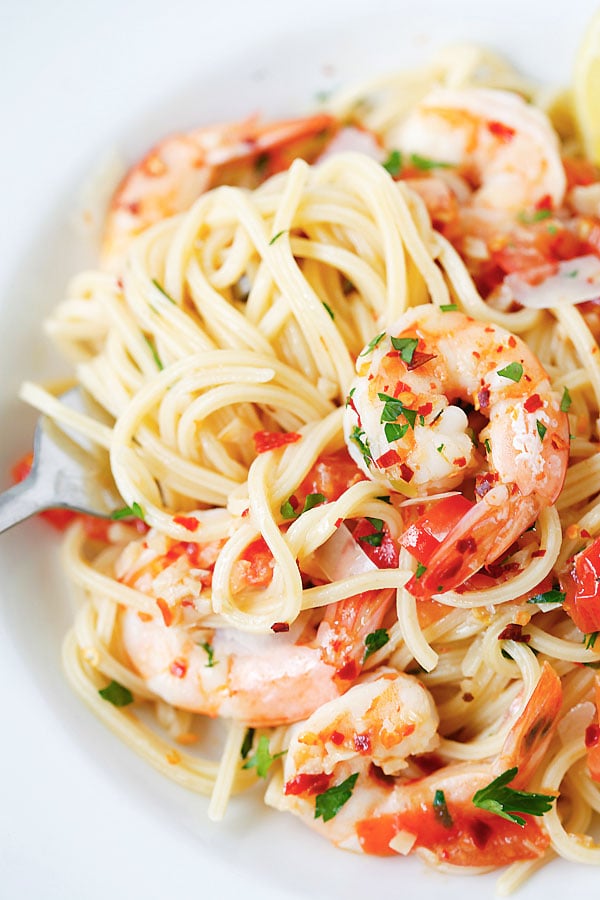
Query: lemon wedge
[{"left": 573, "top": 10, "right": 600, "bottom": 164}]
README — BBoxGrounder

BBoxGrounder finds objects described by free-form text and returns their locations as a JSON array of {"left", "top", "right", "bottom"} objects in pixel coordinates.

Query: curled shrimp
[
  {"left": 120, "top": 587, "right": 394, "bottom": 727},
  {"left": 277, "top": 662, "right": 562, "bottom": 866},
  {"left": 395, "top": 87, "right": 566, "bottom": 212},
  {"left": 102, "top": 113, "right": 337, "bottom": 266},
  {"left": 343, "top": 304, "right": 569, "bottom": 594}
]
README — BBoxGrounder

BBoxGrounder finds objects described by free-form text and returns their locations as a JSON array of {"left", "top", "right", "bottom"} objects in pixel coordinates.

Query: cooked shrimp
[
  {"left": 102, "top": 113, "right": 337, "bottom": 266},
  {"left": 120, "top": 587, "right": 395, "bottom": 727},
  {"left": 344, "top": 304, "right": 569, "bottom": 594},
  {"left": 278, "top": 662, "right": 561, "bottom": 866},
  {"left": 395, "top": 87, "right": 566, "bottom": 211}
]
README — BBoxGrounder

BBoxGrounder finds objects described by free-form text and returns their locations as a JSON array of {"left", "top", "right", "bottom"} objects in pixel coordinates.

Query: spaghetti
[{"left": 18, "top": 34, "right": 600, "bottom": 890}]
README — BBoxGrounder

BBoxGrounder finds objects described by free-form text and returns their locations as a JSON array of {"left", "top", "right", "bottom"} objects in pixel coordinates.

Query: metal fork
[{"left": 0, "top": 388, "right": 123, "bottom": 533}]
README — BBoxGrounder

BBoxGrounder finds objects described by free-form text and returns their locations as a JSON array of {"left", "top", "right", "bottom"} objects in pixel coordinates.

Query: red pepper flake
[
  {"left": 581, "top": 529, "right": 592, "bottom": 539},
  {"left": 508, "top": 335, "right": 517, "bottom": 349},
  {"left": 487, "top": 120, "right": 515, "bottom": 142},
  {"left": 478, "top": 387, "right": 490, "bottom": 409},
  {"left": 475, "top": 472, "right": 498, "bottom": 498},
  {"left": 353, "top": 733, "right": 372, "bottom": 754},
  {"left": 498, "top": 623, "right": 531, "bottom": 642},
  {"left": 376, "top": 449, "right": 400, "bottom": 468},
  {"left": 399, "top": 462, "right": 414, "bottom": 482},
  {"left": 452, "top": 456, "right": 467, "bottom": 467},
  {"left": 462, "top": 692, "right": 474, "bottom": 702},
  {"left": 531, "top": 549, "right": 546, "bottom": 558},
  {"left": 253, "top": 430, "right": 301, "bottom": 453},
  {"left": 173, "top": 515, "right": 200, "bottom": 532},
  {"left": 284, "top": 773, "right": 332, "bottom": 796},
  {"left": 271, "top": 621, "right": 290, "bottom": 633},
  {"left": 393, "top": 381, "right": 412, "bottom": 397},
  {"left": 241, "top": 507, "right": 250, "bottom": 518},
  {"left": 156, "top": 598, "right": 174, "bottom": 627},
  {"left": 585, "top": 723, "right": 600, "bottom": 748},
  {"left": 334, "top": 517, "right": 343, "bottom": 528},
  {"left": 417, "top": 402, "right": 433, "bottom": 417},
  {"left": 407, "top": 351, "right": 436, "bottom": 371},
  {"left": 337, "top": 659, "right": 359, "bottom": 680},
  {"left": 535, "top": 194, "right": 553, "bottom": 211},
  {"left": 330, "top": 731, "right": 345, "bottom": 745},
  {"left": 524, "top": 394, "right": 543, "bottom": 413},
  {"left": 169, "top": 658, "right": 188, "bottom": 678}
]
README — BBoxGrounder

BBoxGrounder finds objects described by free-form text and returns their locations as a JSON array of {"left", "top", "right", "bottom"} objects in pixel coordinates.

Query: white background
[{"left": 1, "top": 1, "right": 599, "bottom": 897}]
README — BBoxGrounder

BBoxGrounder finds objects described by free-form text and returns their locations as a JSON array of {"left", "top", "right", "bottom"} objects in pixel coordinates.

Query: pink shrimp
[
  {"left": 278, "top": 662, "right": 562, "bottom": 866},
  {"left": 102, "top": 113, "right": 338, "bottom": 266},
  {"left": 343, "top": 304, "right": 570, "bottom": 595}
]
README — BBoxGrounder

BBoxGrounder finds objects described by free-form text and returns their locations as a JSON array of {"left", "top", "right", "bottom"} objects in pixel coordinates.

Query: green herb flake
[
  {"left": 484, "top": 438, "right": 492, "bottom": 454},
  {"left": 242, "top": 735, "right": 286, "bottom": 779},
  {"left": 517, "top": 208, "right": 552, "bottom": 224},
  {"left": 144, "top": 335, "right": 164, "bottom": 370},
  {"left": 410, "top": 152, "right": 452, "bottom": 171},
  {"left": 436, "top": 444, "right": 445, "bottom": 453},
  {"left": 366, "top": 516, "right": 384, "bottom": 531},
  {"left": 199, "top": 642, "right": 216, "bottom": 667},
  {"left": 382, "top": 149, "right": 403, "bottom": 177},
  {"left": 280, "top": 499, "right": 297, "bottom": 520},
  {"left": 98, "top": 680, "right": 133, "bottom": 707},
  {"left": 433, "top": 789, "right": 453, "bottom": 829},
  {"left": 302, "top": 492, "right": 327, "bottom": 513},
  {"left": 440, "top": 303, "right": 458, "bottom": 312},
  {"left": 110, "top": 501, "right": 145, "bottom": 522},
  {"left": 350, "top": 426, "right": 372, "bottom": 464},
  {"left": 566, "top": 269, "right": 579, "bottom": 278},
  {"left": 527, "top": 588, "right": 565, "bottom": 605},
  {"left": 322, "top": 301, "right": 335, "bottom": 320},
  {"left": 415, "top": 562, "right": 427, "bottom": 580},
  {"left": 390, "top": 336, "right": 418, "bottom": 364},
  {"left": 384, "top": 422, "right": 409, "bottom": 443},
  {"left": 151, "top": 279, "right": 177, "bottom": 304},
  {"left": 547, "top": 224, "right": 558, "bottom": 235},
  {"left": 497, "top": 361, "right": 523, "bottom": 382},
  {"left": 363, "top": 628, "right": 390, "bottom": 662},
  {"left": 536, "top": 420, "right": 547, "bottom": 441},
  {"left": 269, "top": 230, "right": 288, "bottom": 246},
  {"left": 585, "top": 631, "right": 599, "bottom": 650},
  {"left": 375, "top": 495, "right": 391, "bottom": 504},
  {"left": 560, "top": 387, "right": 572, "bottom": 412},
  {"left": 472, "top": 767, "right": 557, "bottom": 827},
  {"left": 467, "top": 427, "right": 478, "bottom": 448},
  {"left": 359, "top": 332, "right": 386, "bottom": 356},
  {"left": 314, "top": 773, "right": 359, "bottom": 822},
  {"left": 240, "top": 727, "right": 255, "bottom": 759},
  {"left": 359, "top": 517, "right": 385, "bottom": 547}
]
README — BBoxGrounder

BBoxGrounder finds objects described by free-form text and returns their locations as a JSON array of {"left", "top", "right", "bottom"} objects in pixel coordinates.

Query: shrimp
[
  {"left": 343, "top": 304, "right": 570, "bottom": 595},
  {"left": 277, "top": 662, "right": 562, "bottom": 866},
  {"left": 120, "top": 587, "right": 395, "bottom": 727},
  {"left": 395, "top": 87, "right": 566, "bottom": 212},
  {"left": 102, "top": 112, "right": 337, "bottom": 266}
]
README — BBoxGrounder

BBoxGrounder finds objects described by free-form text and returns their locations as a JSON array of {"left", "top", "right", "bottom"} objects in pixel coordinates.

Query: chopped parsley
[
  {"left": 433, "top": 789, "right": 453, "bottom": 829},
  {"left": 584, "top": 631, "right": 599, "bottom": 650},
  {"left": 527, "top": 588, "right": 565, "bottom": 605},
  {"left": 359, "top": 332, "right": 386, "bottom": 356},
  {"left": 322, "top": 301, "right": 335, "bottom": 320},
  {"left": 484, "top": 438, "right": 492, "bottom": 454},
  {"left": 314, "top": 773, "right": 359, "bottom": 821},
  {"left": 280, "top": 492, "right": 327, "bottom": 520},
  {"left": 144, "top": 335, "right": 163, "bottom": 370},
  {"left": 409, "top": 152, "right": 452, "bottom": 171},
  {"left": 440, "top": 303, "right": 458, "bottom": 312},
  {"left": 240, "top": 728, "right": 255, "bottom": 759},
  {"left": 536, "top": 420, "right": 547, "bottom": 441},
  {"left": 199, "top": 642, "right": 216, "bottom": 667},
  {"left": 390, "top": 336, "right": 418, "bottom": 365},
  {"left": 497, "top": 362, "right": 523, "bottom": 382},
  {"left": 378, "top": 392, "right": 417, "bottom": 428},
  {"left": 384, "top": 422, "right": 409, "bottom": 443},
  {"left": 375, "top": 495, "right": 391, "bottom": 504},
  {"left": 363, "top": 628, "right": 390, "bottom": 662},
  {"left": 415, "top": 562, "right": 427, "bottom": 580},
  {"left": 152, "top": 278, "right": 177, "bottom": 304},
  {"left": 110, "top": 501, "right": 145, "bottom": 521},
  {"left": 349, "top": 426, "right": 372, "bottom": 464},
  {"left": 517, "top": 208, "right": 553, "bottom": 224},
  {"left": 242, "top": 735, "right": 286, "bottom": 778},
  {"left": 382, "top": 149, "right": 402, "bottom": 176},
  {"left": 436, "top": 444, "right": 444, "bottom": 453},
  {"left": 560, "top": 387, "right": 572, "bottom": 412},
  {"left": 472, "top": 767, "right": 556, "bottom": 826},
  {"left": 269, "top": 230, "right": 287, "bottom": 246},
  {"left": 98, "top": 680, "right": 133, "bottom": 707},
  {"left": 358, "top": 517, "right": 385, "bottom": 546}
]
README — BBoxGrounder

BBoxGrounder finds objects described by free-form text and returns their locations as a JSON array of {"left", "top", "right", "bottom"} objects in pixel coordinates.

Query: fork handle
[{"left": 0, "top": 477, "right": 50, "bottom": 533}]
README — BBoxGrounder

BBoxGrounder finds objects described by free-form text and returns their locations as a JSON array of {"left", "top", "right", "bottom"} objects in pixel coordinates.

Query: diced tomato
[
  {"left": 561, "top": 537, "right": 600, "bottom": 633},
  {"left": 352, "top": 518, "right": 399, "bottom": 569},
  {"left": 400, "top": 495, "right": 474, "bottom": 565},
  {"left": 284, "top": 773, "right": 332, "bottom": 796},
  {"left": 253, "top": 430, "right": 301, "bottom": 453},
  {"left": 231, "top": 537, "right": 275, "bottom": 592},
  {"left": 356, "top": 806, "right": 548, "bottom": 864},
  {"left": 296, "top": 448, "right": 365, "bottom": 506}
]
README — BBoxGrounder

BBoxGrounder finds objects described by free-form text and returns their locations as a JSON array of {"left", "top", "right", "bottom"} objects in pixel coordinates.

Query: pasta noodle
[{"left": 17, "top": 33, "right": 600, "bottom": 888}]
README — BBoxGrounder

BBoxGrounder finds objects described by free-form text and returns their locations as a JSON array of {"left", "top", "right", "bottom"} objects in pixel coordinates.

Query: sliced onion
[
  {"left": 506, "top": 254, "right": 600, "bottom": 309},
  {"left": 557, "top": 700, "right": 595, "bottom": 746},
  {"left": 309, "top": 523, "right": 377, "bottom": 582}
]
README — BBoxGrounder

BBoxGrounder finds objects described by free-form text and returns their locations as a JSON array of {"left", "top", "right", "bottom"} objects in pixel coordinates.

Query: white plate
[{"left": 1, "top": 1, "right": 598, "bottom": 897}]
